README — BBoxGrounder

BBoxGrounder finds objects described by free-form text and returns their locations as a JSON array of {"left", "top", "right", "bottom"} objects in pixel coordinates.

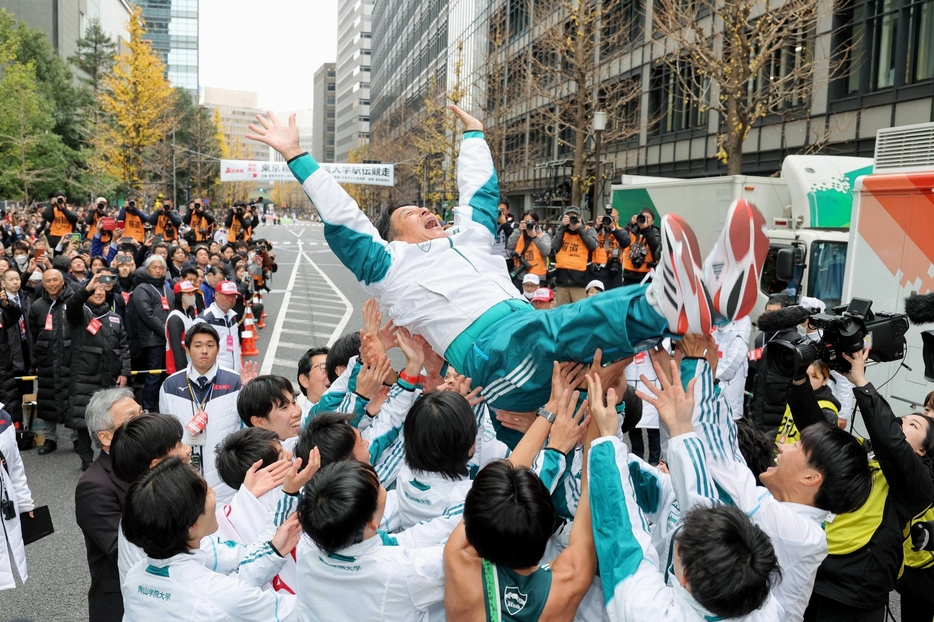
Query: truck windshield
[
  {"left": 807, "top": 240, "right": 847, "bottom": 309},
  {"left": 760, "top": 245, "right": 804, "bottom": 301}
]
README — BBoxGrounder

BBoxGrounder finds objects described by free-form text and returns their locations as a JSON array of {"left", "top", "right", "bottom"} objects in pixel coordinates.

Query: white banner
[{"left": 220, "top": 159, "right": 394, "bottom": 186}]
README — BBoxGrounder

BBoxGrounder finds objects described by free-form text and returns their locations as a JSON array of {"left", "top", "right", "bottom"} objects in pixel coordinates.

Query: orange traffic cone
[
  {"left": 241, "top": 306, "right": 260, "bottom": 357},
  {"left": 256, "top": 295, "right": 266, "bottom": 329}
]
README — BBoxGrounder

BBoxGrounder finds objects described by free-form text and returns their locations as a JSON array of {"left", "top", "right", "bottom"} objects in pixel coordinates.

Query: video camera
[{"left": 764, "top": 298, "right": 909, "bottom": 379}]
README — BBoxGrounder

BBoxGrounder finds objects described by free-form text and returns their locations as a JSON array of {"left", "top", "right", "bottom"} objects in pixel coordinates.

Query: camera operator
[
  {"left": 88, "top": 197, "right": 114, "bottom": 246},
  {"left": 224, "top": 202, "right": 254, "bottom": 244},
  {"left": 151, "top": 197, "right": 182, "bottom": 243},
  {"left": 591, "top": 206, "right": 629, "bottom": 291},
  {"left": 505, "top": 211, "right": 550, "bottom": 289},
  {"left": 551, "top": 206, "right": 597, "bottom": 306},
  {"left": 183, "top": 200, "right": 215, "bottom": 244},
  {"left": 622, "top": 208, "right": 660, "bottom": 286},
  {"left": 750, "top": 298, "right": 799, "bottom": 435},
  {"left": 116, "top": 198, "right": 150, "bottom": 246},
  {"left": 42, "top": 192, "right": 78, "bottom": 247},
  {"left": 784, "top": 347, "right": 934, "bottom": 622},
  {"left": 491, "top": 199, "right": 516, "bottom": 271}
]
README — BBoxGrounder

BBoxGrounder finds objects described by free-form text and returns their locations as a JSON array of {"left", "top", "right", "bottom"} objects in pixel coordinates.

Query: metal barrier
[{"left": 15, "top": 369, "right": 166, "bottom": 381}]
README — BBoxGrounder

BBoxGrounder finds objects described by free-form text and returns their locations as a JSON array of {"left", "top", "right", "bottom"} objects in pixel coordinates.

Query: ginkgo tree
[{"left": 99, "top": 5, "right": 172, "bottom": 193}]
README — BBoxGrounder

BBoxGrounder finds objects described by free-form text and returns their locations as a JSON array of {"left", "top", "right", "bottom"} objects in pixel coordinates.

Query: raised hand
[
  {"left": 842, "top": 346, "right": 871, "bottom": 387},
  {"left": 240, "top": 360, "right": 259, "bottom": 385},
  {"left": 586, "top": 374, "right": 619, "bottom": 438},
  {"left": 356, "top": 354, "right": 393, "bottom": 399},
  {"left": 395, "top": 327, "right": 424, "bottom": 373},
  {"left": 243, "top": 458, "right": 290, "bottom": 499},
  {"left": 547, "top": 389, "right": 589, "bottom": 453},
  {"left": 270, "top": 513, "right": 303, "bottom": 556},
  {"left": 449, "top": 104, "right": 483, "bottom": 132},
  {"left": 283, "top": 446, "right": 321, "bottom": 494},
  {"left": 637, "top": 359, "right": 696, "bottom": 438},
  {"left": 246, "top": 112, "right": 302, "bottom": 161},
  {"left": 587, "top": 348, "right": 632, "bottom": 395}
]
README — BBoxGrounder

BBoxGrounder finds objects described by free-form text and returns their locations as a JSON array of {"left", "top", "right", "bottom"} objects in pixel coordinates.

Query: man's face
[
  {"left": 98, "top": 396, "right": 143, "bottom": 451},
  {"left": 210, "top": 255, "right": 221, "bottom": 267},
  {"left": 215, "top": 291, "right": 236, "bottom": 312},
  {"left": 187, "top": 333, "right": 219, "bottom": 370},
  {"left": 639, "top": 212, "right": 654, "bottom": 228},
  {"left": 222, "top": 247, "right": 234, "bottom": 260},
  {"left": 390, "top": 206, "right": 447, "bottom": 244},
  {"left": 71, "top": 258, "right": 86, "bottom": 275},
  {"left": 2, "top": 271, "right": 21, "bottom": 294},
  {"left": 522, "top": 282, "right": 538, "bottom": 295},
  {"left": 254, "top": 390, "right": 301, "bottom": 440},
  {"left": 532, "top": 299, "right": 554, "bottom": 310},
  {"left": 301, "top": 354, "right": 330, "bottom": 402},
  {"left": 172, "top": 248, "right": 186, "bottom": 263},
  {"left": 43, "top": 270, "right": 63, "bottom": 297},
  {"left": 89, "top": 286, "right": 107, "bottom": 305},
  {"left": 117, "top": 260, "right": 133, "bottom": 277},
  {"left": 147, "top": 259, "right": 166, "bottom": 279},
  {"left": 759, "top": 441, "right": 816, "bottom": 497},
  {"left": 154, "top": 247, "right": 168, "bottom": 260},
  {"left": 196, "top": 249, "right": 208, "bottom": 265}
]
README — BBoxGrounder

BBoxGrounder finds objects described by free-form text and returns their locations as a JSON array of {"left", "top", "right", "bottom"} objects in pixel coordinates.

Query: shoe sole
[
  {"left": 663, "top": 214, "right": 713, "bottom": 334},
  {"left": 708, "top": 200, "right": 769, "bottom": 321}
]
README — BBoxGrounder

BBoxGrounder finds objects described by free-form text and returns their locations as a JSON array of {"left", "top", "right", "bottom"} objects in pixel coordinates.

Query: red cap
[
  {"left": 173, "top": 280, "right": 195, "bottom": 294},
  {"left": 531, "top": 288, "right": 554, "bottom": 303},
  {"left": 216, "top": 280, "right": 242, "bottom": 297}
]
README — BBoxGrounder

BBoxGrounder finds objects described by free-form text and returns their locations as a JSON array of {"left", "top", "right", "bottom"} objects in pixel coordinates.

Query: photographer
[
  {"left": 183, "top": 200, "right": 215, "bottom": 244},
  {"left": 65, "top": 271, "right": 130, "bottom": 471},
  {"left": 116, "top": 199, "right": 150, "bottom": 246},
  {"left": 151, "top": 197, "right": 182, "bottom": 243},
  {"left": 591, "top": 206, "right": 629, "bottom": 291},
  {"left": 551, "top": 206, "right": 597, "bottom": 306},
  {"left": 505, "top": 211, "right": 551, "bottom": 289},
  {"left": 224, "top": 202, "right": 254, "bottom": 244},
  {"left": 622, "top": 208, "right": 660, "bottom": 286},
  {"left": 750, "top": 298, "right": 799, "bottom": 435},
  {"left": 491, "top": 199, "right": 516, "bottom": 270},
  {"left": 784, "top": 347, "right": 934, "bottom": 621},
  {"left": 42, "top": 192, "right": 79, "bottom": 247},
  {"left": 88, "top": 197, "right": 114, "bottom": 246}
]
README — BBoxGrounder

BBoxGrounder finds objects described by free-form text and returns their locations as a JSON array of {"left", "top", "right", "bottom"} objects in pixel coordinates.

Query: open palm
[{"left": 247, "top": 112, "right": 301, "bottom": 160}]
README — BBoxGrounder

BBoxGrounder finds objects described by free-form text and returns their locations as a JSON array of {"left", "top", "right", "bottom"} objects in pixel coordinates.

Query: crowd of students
[{"left": 1, "top": 105, "right": 934, "bottom": 622}]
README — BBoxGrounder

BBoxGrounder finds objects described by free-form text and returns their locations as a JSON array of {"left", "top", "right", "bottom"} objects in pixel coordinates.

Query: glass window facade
[{"left": 137, "top": 0, "right": 199, "bottom": 95}]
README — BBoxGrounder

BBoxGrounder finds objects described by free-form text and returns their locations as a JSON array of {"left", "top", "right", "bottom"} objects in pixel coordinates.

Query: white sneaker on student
[{"left": 647, "top": 214, "right": 713, "bottom": 335}]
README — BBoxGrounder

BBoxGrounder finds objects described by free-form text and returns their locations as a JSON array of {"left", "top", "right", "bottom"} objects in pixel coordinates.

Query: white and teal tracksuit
[
  {"left": 122, "top": 550, "right": 296, "bottom": 621},
  {"left": 587, "top": 436, "right": 784, "bottom": 621},
  {"left": 286, "top": 133, "right": 668, "bottom": 418},
  {"left": 295, "top": 516, "right": 457, "bottom": 622},
  {"left": 666, "top": 359, "right": 829, "bottom": 622}
]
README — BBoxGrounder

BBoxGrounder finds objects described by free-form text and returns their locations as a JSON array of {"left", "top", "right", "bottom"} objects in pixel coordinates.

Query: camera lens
[
  {"left": 526, "top": 220, "right": 535, "bottom": 229},
  {"left": 766, "top": 338, "right": 822, "bottom": 379},
  {"left": 637, "top": 214, "right": 646, "bottom": 224},
  {"left": 569, "top": 215, "right": 579, "bottom": 225},
  {"left": 601, "top": 216, "right": 612, "bottom": 227}
]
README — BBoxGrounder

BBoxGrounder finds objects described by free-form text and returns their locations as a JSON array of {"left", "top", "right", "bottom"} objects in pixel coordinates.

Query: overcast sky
[{"left": 199, "top": 0, "right": 338, "bottom": 112}]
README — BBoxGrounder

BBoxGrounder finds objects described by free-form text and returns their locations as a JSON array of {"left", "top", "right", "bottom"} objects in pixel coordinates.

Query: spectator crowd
[{"left": 0, "top": 105, "right": 932, "bottom": 622}]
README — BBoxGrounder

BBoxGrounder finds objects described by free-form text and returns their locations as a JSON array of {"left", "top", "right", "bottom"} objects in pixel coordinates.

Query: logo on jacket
[{"left": 503, "top": 586, "right": 528, "bottom": 616}]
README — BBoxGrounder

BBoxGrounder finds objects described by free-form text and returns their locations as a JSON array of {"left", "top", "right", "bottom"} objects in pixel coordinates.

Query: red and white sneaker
[
  {"left": 702, "top": 199, "right": 769, "bottom": 322},
  {"left": 647, "top": 214, "right": 714, "bottom": 335}
]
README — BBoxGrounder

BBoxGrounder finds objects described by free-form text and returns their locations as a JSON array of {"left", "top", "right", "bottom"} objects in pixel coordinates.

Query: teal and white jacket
[{"left": 287, "top": 132, "right": 524, "bottom": 358}]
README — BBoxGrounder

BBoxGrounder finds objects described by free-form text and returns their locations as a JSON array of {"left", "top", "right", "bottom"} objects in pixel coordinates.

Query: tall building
[
  {"left": 203, "top": 87, "right": 268, "bottom": 162},
  {"left": 334, "top": 0, "right": 372, "bottom": 162},
  {"left": 313, "top": 62, "right": 337, "bottom": 162},
  {"left": 371, "top": 0, "right": 934, "bottom": 216},
  {"left": 135, "top": 0, "right": 198, "bottom": 99}
]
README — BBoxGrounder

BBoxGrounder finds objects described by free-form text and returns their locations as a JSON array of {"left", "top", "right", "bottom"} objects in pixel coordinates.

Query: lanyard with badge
[
  {"left": 184, "top": 376, "right": 213, "bottom": 472},
  {"left": 151, "top": 284, "right": 169, "bottom": 311}
]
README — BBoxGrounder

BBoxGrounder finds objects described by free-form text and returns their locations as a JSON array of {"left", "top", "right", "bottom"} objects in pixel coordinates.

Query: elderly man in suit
[{"left": 74, "top": 387, "right": 143, "bottom": 622}]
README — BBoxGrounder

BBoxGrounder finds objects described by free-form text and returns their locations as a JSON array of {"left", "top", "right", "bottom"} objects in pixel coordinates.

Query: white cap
[
  {"left": 799, "top": 296, "right": 826, "bottom": 313},
  {"left": 522, "top": 274, "right": 540, "bottom": 286},
  {"left": 95, "top": 197, "right": 107, "bottom": 204},
  {"left": 585, "top": 280, "right": 605, "bottom": 292}
]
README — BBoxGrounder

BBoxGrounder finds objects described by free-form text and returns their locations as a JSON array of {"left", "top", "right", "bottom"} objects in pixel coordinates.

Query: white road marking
[
  {"left": 288, "top": 229, "right": 303, "bottom": 238},
  {"left": 260, "top": 240, "right": 304, "bottom": 375},
  {"left": 302, "top": 249, "right": 353, "bottom": 347}
]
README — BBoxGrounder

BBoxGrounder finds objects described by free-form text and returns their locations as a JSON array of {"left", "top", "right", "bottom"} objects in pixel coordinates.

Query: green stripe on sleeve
[
  {"left": 463, "top": 130, "right": 485, "bottom": 140},
  {"left": 287, "top": 153, "right": 320, "bottom": 185}
]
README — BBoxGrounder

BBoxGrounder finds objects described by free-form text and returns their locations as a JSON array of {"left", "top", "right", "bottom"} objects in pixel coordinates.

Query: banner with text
[{"left": 220, "top": 160, "right": 394, "bottom": 186}]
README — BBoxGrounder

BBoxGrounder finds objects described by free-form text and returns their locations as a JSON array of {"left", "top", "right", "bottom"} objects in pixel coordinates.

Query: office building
[
  {"left": 135, "top": 0, "right": 198, "bottom": 98},
  {"left": 203, "top": 87, "right": 269, "bottom": 162},
  {"left": 334, "top": 0, "right": 372, "bottom": 162},
  {"left": 313, "top": 62, "right": 337, "bottom": 162}
]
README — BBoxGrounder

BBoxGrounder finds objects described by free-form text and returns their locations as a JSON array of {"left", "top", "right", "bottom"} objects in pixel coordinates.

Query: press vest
[
  {"left": 555, "top": 229, "right": 590, "bottom": 272},
  {"left": 227, "top": 219, "right": 242, "bottom": 243},
  {"left": 190, "top": 213, "right": 211, "bottom": 241},
  {"left": 154, "top": 211, "right": 177, "bottom": 241},
  {"left": 775, "top": 399, "right": 839, "bottom": 446},
  {"left": 122, "top": 211, "right": 147, "bottom": 242},
  {"left": 49, "top": 207, "right": 74, "bottom": 237},
  {"left": 515, "top": 235, "right": 547, "bottom": 277},
  {"left": 592, "top": 231, "right": 620, "bottom": 265},
  {"left": 622, "top": 230, "right": 655, "bottom": 275}
]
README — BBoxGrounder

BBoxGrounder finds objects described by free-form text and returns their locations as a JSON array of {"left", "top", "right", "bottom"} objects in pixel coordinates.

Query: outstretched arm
[
  {"left": 248, "top": 112, "right": 393, "bottom": 288},
  {"left": 450, "top": 105, "right": 500, "bottom": 239}
]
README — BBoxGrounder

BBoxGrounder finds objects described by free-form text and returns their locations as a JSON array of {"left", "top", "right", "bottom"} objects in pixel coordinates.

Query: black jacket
[
  {"left": 27, "top": 286, "right": 74, "bottom": 423},
  {"left": 129, "top": 269, "right": 172, "bottom": 350},
  {"left": 0, "top": 292, "right": 32, "bottom": 422},
  {"left": 750, "top": 327, "right": 800, "bottom": 433},
  {"left": 791, "top": 382, "right": 934, "bottom": 609},
  {"left": 64, "top": 288, "right": 131, "bottom": 429},
  {"left": 75, "top": 450, "right": 129, "bottom": 622}
]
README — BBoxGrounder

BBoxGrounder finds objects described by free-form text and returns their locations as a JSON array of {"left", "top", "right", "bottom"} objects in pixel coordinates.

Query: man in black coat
[
  {"left": 129, "top": 255, "right": 172, "bottom": 411},
  {"left": 0, "top": 269, "right": 33, "bottom": 424},
  {"left": 749, "top": 299, "right": 802, "bottom": 435},
  {"left": 27, "top": 268, "right": 73, "bottom": 454},
  {"left": 65, "top": 272, "right": 131, "bottom": 470},
  {"left": 74, "top": 387, "right": 142, "bottom": 622}
]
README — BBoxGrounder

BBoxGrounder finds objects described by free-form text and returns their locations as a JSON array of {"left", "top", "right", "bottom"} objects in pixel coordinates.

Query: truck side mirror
[{"left": 776, "top": 247, "right": 796, "bottom": 282}]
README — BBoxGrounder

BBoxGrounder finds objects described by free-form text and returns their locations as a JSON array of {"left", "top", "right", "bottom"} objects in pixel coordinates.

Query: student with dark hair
[
  {"left": 215, "top": 427, "right": 283, "bottom": 492},
  {"left": 237, "top": 375, "right": 301, "bottom": 447},
  {"left": 159, "top": 322, "right": 244, "bottom": 502},
  {"left": 296, "top": 346, "right": 329, "bottom": 416},
  {"left": 587, "top": 372, "right": 782, "bottom": 621},
  {"left": 648, "top": 335, "right": 871, "bottom": 621},
  {"left": 444, "top": 385, "right": 596, "bottom": 621},
  {"left": 110, "top": 413, "right": 191, "bottom": 485},
  {"left": 397, "top": 363, "right": 586, "bottom": 529},
  {"left": 295, "top": 412, "right": 366, "bottom": 469},
  {"left": 296, "top": 460, "right": 452, "bottom": 621},
  {"left": 120, "top": 458, "right": 301, "bottom": 621}
]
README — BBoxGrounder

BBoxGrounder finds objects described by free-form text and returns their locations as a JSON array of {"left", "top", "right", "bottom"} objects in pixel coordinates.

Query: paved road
[{"left": 0, "top": 221, "right": 367, "bottom": 622}]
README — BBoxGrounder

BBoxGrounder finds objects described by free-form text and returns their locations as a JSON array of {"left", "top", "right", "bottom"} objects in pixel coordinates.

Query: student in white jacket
[
  {"left": 121, "top": 457, "right": 303, "bottom": 621},
  {"left": 0, "top": 407, "right": 34, "bottom": 591}
]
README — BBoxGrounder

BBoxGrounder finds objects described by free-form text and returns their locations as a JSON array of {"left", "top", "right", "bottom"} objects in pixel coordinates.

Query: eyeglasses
[{"left": 312, "top": 363, "right": 327, "bottom": 372}]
